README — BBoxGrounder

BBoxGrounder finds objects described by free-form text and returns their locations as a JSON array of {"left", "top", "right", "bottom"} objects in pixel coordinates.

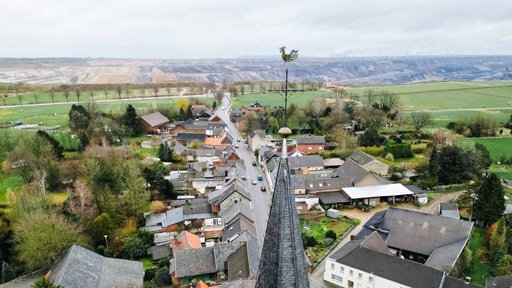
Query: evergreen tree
[
  {"left": 36, "top": 130, "right": 64, "bottom": 160},
  {"left": 179, "top": 107, "right": 185, "bottom": 121},
  {"left": 359, "top": 126, "right": 381, "bottom": 147},
  {"left": 428, "top": 148, "right": 440, "bottom": 178},
  {"left": 212, "top": 100, "right": 217, "bottom": 110},
  {"left": 122, "top": 104, "right": 142, "bottom": 137},
  {"left": 156, "top": 143, "right": 173, "bottom": 162},
  {"left": 473, "top": 173, "right": 506, "bottom": 226},
  {"left": 186, "top": 105, "right": 193, "bottom": 119},
  {"left": 1, "top": 261, "right": 15, "bottom": 284},
  {"left": 436, "top": 145, "right": 477, "bottom": 184},
  {"left": 474, "top": 143, "right": 492, "bottom": 170}
]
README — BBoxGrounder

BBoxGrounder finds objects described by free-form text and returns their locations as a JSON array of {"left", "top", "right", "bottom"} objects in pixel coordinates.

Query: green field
[
  {"left": 455, "top": 137, "right": 512, "bottom": 180},
  {"left": 346, "top": 81, "right": 512, "bottom": 111},
  {"left": 0, "top": 97, "right": 212, "bottom": 127},
  {"left": 231, "top": 89, "right": 331, "bottom": 108}
]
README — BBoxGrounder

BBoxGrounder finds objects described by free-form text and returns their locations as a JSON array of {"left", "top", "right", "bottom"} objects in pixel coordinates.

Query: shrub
[
  {"left": 384, "top": 153, "right": 395, "bottom": 162},
  {"left": 144, "top": 268, "right": 157, "bottom": 281},
  {"left": 122, "top": 237, "right": 149, "bottom": 260},
  {"left": 154, "top": 267, "right": 171, "bottom": 286},
  {"left": 382, "top": 142, "right": 413, "bottom": 159},
  {"left": 411, "top": 143, "right": 427, "bottom": 154},
  {"left": 325, "top": 230, "right": 337, "bottom": 241},
  {"left": 322, "top": 238, "right": 335, "bottom": 247},
  {"left": 365, "top": 145, "right": 384, "bottom": 156},
  {"left": 158, "top": 257, "right": 170, "bottom": 269}
]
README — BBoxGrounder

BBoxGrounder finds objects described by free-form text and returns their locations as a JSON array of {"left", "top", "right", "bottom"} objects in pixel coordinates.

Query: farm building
[{"left": 140, "top": 112, "right": 170, "bottom": 134}]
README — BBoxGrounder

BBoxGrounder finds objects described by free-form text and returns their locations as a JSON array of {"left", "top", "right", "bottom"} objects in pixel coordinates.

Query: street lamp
[{"left": 104, "top": 235, "right": 108, "bottom": 248}]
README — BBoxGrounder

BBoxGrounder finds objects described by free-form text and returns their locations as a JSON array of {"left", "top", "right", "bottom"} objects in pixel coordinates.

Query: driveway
[{"left": 308, "top": 191, "right": 463, "bottom": 287}]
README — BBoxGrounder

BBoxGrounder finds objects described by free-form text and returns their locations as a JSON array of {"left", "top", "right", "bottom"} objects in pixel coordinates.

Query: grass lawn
[
  {"left": 467, "top": 227, "right": 490, "bottom": 286},
  {"left": 455, "top": 137, "right": 512, "bottom": 180},
  {"left": 299, "top": 212, "right": 355, "bottom": 264},
  {"left": 0, "top": 172, "right": 24, "bottom": 204},
  {"left": 139, "top": 257, "right": 157, "bottom": 270}
]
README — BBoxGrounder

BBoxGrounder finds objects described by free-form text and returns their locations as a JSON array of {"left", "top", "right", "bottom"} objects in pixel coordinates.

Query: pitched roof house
[
  {"left": 48, "top": 245, "right": 143, "bottom": 288},
  {"left": 356, "top": 207, "right": 473, "bottom": 270},
  {"left": 324, "top": 232, "right": 480, "bottom": 288},
  {"left": 140, "top": 112, "right": 170, "bottom": 134},
  {"left": 296, "top": 134, "right": 325, "bottom": 155},
  {"left": 333, "top": 158, "right": 389, "bottom": 187},
  {"left": 247, "top": 130, "right": 272, "bottom": 152},
  {"left": 347, "top": 150, "right": 389, "bottom": 175}
]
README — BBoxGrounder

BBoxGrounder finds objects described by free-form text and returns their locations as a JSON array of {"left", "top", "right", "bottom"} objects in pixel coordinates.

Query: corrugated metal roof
[{"left": 342, "top": 183, "right": 413, "bottom": 199}]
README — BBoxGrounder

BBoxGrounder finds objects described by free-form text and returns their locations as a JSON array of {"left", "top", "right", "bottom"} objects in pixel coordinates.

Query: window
[
  {"left": 368, "top": 276, "right": 373, "bottom": 283},
  {"left": 340, "top": 266, "right": 345, "bottom": 273},
  {"left": 331, "top": 263, "right": 335, "bottom": 270},
  {"left": 349, "top": 270, "right": 354, "bottom": 277},
  {"left": 331, "top": 274, "right": 343, "bottom": 282},
  {"left": 308, "top": 146, "right": 312, "bottom": 150},
  {"left": 358, "top": 273, "right": 362, "bottom": 280}
]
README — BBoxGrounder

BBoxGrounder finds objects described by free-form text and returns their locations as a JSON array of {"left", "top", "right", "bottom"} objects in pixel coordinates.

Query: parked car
[
  {"left": 235, "top": 144, "right": 239, "bottom": 148},
  {"left": 252, "top": 180, "right": 257, "bottom": 185},
  {"left": 260, "top": 186, "right": 266, "bottom": 192},
  {"left": 237, "top": 138, "right": 241, "bottom": 142},
  {"left": 257, "top": 174, "right": 263, "bottom": 181},
  {"left": 252, "top": 161, "right": 257, "bottom": 166}
]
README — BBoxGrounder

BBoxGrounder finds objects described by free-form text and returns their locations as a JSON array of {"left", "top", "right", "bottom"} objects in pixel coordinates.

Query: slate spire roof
[{"left": 256, "top": 128, "right": 310, "bottom": 288}]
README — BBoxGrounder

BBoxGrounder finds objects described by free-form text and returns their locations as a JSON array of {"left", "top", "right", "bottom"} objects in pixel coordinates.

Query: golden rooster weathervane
[{"left": 279, "top": 46, "right": 299, "bottom": 63}]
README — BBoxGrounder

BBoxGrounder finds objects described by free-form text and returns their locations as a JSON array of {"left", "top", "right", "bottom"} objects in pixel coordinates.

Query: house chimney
[{"left": 350, "top": 235, "right": 356, "bottom": 241}]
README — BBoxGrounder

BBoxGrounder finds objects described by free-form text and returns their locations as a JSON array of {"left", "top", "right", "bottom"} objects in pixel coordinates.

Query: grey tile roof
[
  {"left": 147, "top": 245, "right": 171, "bottom": 261},
  {"left": 333, "top": 243, "right": 479, "bottom": 288},
  {"left": 288, "top": 155, "right": 325, "bottom": 169},
  {"left": 486, "top": 276, "right": 512, "bottom": 288},
  {"left": 174, "top": 241, "right": 246, "bottom": 278},
  {"left": 333, "top": 158, "right": 369, "bottom": 184},
  {"left": 140, "top": 112, "right": 169, "bottom": 127},
  {"left": 248, "top": 129, "right": 266, "bottom": 139},
  {"left": 176, "top": 133, "right": 206, "bottom": 142},
  {"left": 347, "top": 150, "right": 377, "bottom": 166},
  {"left": 221, "top": 202, "right": 254, "bottom": 226},
  {"left": 405, "top": 185, "right": 427, "bottom": 194},
  {"left": 49, "top": 245, "right": 143, "bottom": 288},
  {"left": 296, "top": 135, "right": 325, "bottom": 144},
  {"left": 357, "top": 208, "right": 473, "bottom": 271},
  {"left": 207, "top": 122, "right": 227, "bottom": 130},
  {"left": 222, "top": 216, "right": 257, "bottom": 241},
  {"left": 209, "top": 181, "right": 252, "bottom": 205},
  {"left": 233, "top": 231, "right": 261, "bottom": 279},
  {"left": 256, "top": 155, "right": 310, "bottom": 288},
  {"left": 317, "top": 191, "right": 350, "bottom": 204}
]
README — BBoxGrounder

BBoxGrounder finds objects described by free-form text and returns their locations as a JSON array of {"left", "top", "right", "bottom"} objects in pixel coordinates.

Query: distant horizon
[{"left": 1, "top": 54, "right": 512, "bottom": 61}]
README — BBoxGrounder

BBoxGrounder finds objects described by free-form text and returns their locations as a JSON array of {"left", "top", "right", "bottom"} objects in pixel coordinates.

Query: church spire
[{"left": 256, "top": 127, "right": 310, "bottom": 288}]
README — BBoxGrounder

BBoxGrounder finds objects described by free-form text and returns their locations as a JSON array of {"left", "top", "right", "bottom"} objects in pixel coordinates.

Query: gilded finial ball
[{"left": 278, "top": 127, "right": 292, "bottom": 139}]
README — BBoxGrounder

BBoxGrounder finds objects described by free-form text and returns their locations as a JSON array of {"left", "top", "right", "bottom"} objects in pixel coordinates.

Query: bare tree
[
  {"left": 34, "top": 169, "right": 48, "bottom": 197},
  {"left": 152, "top": 85, "right": 159, "bottom": 98},
  {"left": 63, "top": 89, "right": 70, "bottom": 102},
  {"left": 406, "top": 111, "right": 432, "bottom": 131},
  {"left": 116, "top": 85, "right": 122, "bottom": 99},
  {"left": 75, "top": 87, "right": 81, "bottom": 102},
  {"left": 310, "top": 97, "right": 325, "bottom": 118},
  {"left": 74, "top": 180, "right": 91, "bottom": 216},
  {"left": 432, "top": 128, "right": 454, "bottom": 148}
]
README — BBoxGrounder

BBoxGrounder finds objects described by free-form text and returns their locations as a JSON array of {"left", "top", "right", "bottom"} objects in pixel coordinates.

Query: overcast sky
[{"left": 1, "top": 0, "right": 511, "bottom": 59}]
